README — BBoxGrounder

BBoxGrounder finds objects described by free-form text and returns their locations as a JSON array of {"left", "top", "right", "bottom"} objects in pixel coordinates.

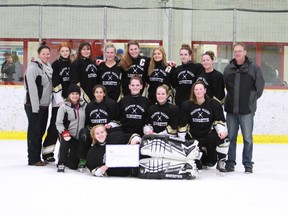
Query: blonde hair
[
  {"left": 104, "top": 42, "right": 116, "bottom": 53},
  {"left": 90, "top": 124, "right": 107, "bottom": 145},
  {"left": 148, "top": 46, "right": 168, "bottom": 76}
]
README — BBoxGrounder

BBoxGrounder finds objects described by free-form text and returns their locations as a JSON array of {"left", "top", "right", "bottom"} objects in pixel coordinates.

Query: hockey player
[
  {"left": 117, "top": 75, "right": 153, "bottom": 136},
  {"left": 144, "top": 84, "right": 179, "bottom": 137},
  {"left": 86, "top": 124, "right": 141, "bottom": 177},
  {"left": 70, "top": 41, "right": 98, "bottom": 103},
  {"left": 197, "top": 50, "right": 225, "bottom": 104},
  {"left": 97, "top": 42, "right": 123, "bottom": 102},
  {"left": 77, "top": 85, "right": 119, "bottom": 171},
  {"left": 178, "top": 81, "right": 229, "bottom": 173},
  {"left": 171, "top": 44, "right": 203, "bottom": 108},
  {"left": 119, "top": 40, "right": 150, "bottom": 96},
  {"left": 146, "top": 46, "right": 174, "bottom": 104},
  {"left": 55, "top": 84, "right": 86, "bottom": 172},
  {"left": 43, "top": 42, "right": 72, "bottom": 163}
]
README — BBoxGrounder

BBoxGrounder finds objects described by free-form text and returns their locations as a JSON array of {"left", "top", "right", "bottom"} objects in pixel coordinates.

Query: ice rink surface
[{"left": 0, "top": 140, "right": 287, "bottom": 216}]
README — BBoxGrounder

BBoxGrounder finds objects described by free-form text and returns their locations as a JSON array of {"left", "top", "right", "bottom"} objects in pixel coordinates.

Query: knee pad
[{"left": 216, "top": 138, "right": 230, "bottom": 155}]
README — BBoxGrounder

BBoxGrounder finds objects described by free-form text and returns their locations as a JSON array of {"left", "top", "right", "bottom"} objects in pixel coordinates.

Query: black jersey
[
  {"left": 147, "top": 61, "right": 173, "bottom": 104},
  {"left": 118, "top": 94, "right": 152, "bottom": 135},
  {"left": 86, "top": 130, "right": 133, "bottom": 176},
  {"left": 70, "top": 58, "right": 98, "bottom": 102},
  {"left": 52, "top": 56, "right": 71, "bottom": 100},
  {"left": 121, "top": 56, "right": 150, "bottom": 96},
  {"left": 85, "top": 97, "right": 119, "bottom": 127},
  {"left": 98, "top": 62, "right": 123, "bottom": 102},
  {"left": 145, "top": 101, "right": 179, "bottom": 136},
  {"left": 171, "top": 61, "right": 203, "bottom": 107},
  {"left": 179, "top": 97, "right": 226, "bottom": 139},
  {"left": 197, "top": 69, "right": 225, "bottom": 103}
]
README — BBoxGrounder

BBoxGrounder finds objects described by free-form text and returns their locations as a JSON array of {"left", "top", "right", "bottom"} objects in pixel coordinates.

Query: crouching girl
[
  {"left": 86, "top": 124, "right": 141, "bottom": 177},
  {"left": 55, "top": 84, "right": 87, "bottom": 172}
]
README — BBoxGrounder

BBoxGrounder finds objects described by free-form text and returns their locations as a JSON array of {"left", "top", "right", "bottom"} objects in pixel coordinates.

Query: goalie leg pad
[
  {"left": 140, "top": 135, "right": 201, "bottom": 161},
  {"left": 138, "top": 157, "right": 198, "bottom": 180}
]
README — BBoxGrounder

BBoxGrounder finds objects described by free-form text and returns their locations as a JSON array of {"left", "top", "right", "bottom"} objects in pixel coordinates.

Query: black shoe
[
  {"left": 245, "top": 167, "right": 253, "bottom": 174},
  {"left": 44, "top": 157, "right": 55, "bottom": 163},
  {"left": 57, "top": 164, "right": 65, "bottom": 173},
  {"left": 225, "top": 166, "right": 235, "bottom": 172}
]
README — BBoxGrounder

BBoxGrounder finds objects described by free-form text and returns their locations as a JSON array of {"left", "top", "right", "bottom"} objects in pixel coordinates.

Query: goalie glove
[{"left": 62, "top": 130, "right": 71, "bottom": 141}]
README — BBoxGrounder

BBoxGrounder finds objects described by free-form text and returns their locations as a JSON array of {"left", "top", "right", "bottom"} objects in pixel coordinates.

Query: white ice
[{"left": 0, "top": 140, "right": 287, "bottom": 216}]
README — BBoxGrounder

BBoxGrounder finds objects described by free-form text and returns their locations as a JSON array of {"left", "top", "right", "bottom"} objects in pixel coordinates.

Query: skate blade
[{"left": 78, "top": 168, "right": 85, "bottom": 173}]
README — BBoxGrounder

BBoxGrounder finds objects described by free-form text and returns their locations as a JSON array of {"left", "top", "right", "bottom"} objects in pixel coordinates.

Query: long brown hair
[
  {"left": 77, "top": 41, "right": 92, "bottom": 61},
  {"left": 119, "top": 40, "right": 140, "bottom": 71},
  {"left": 189, "top": 80, "right": 208, "bottom": 103}
]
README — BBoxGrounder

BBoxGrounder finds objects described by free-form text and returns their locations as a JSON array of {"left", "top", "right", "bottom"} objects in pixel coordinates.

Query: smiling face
[
  {"left": 80, "top": 45, "right": 91, "bottom": 59},
  {"left": 93, "top": 87, "right": 105, "bottom": 102},
  {"left": 129, "top": 78, "right": 143, "bottom": 95},
  {"left": 59, "top": 46, "right": 70, "bottom": 59},
  {"left": 93, "top": 126, "right": 107, "bottom": 144},
  {"left": 38, "top": 48, "right": 51, "bottom": 64},
  {"left": 69, "top": 92, "right": 80, "bottom": 104},
  {"left": 201, "top": 54, "right": 214, "bottom": 72},
  {"left": 193, "top": 83, "right": 206, "bottom": 100},
  {"left": 233, "top": 44, "right": 247, "bottom": 65},
  {"left": 179, "top": 49, "right": 191, "bottom": 64},
  {"left": 156, "top": 86, "right": 168, "bottom": 105},
  {"left": 128, "top": 44, "right": 141, "bottom": 58},
  {"left": 105, "top": 47, "right": 116, "bottom": 61},
  {"left": 153, "top": 49, "right": 163, "bottom": 62}
]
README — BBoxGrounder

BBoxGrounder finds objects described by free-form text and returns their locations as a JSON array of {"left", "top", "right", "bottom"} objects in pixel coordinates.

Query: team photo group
[{"left": 23, "top": 40, "right": 265, "bottom": 179}]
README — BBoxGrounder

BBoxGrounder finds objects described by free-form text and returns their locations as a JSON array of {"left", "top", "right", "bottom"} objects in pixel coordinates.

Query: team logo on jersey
[
  {"left": 102, "top": 71, "right": 120, "bottom": 86},
  {"left": 125, "top": 104, "right": 145, "bottom": 119},
  {"left": 90, "top": 109, "right": 109, "bottom": 124},
  {"left": 86, "top": 64, "right": 98, "bottom": 78},
  {"left": 178, "top": 70, "right": 195, "bottom": 84},
  {"left": 151, "top": 111, "right": 169, "bottom": 127},
  {"left": 191, "top": 108, "right": 210, "bottom": 123},
  {"left": 197, "top": 77, "right": 209, "bottom": 86},
  {"left": 60, "top": 67, "right": 70, "bottom": 82}
]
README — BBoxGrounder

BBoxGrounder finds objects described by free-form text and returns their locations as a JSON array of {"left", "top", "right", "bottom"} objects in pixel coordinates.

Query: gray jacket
[
  {"left": 56, "top": 99, "right": 86, "bottom": 140},
  {"left": 24, "top": 59, "right": 53, "bottom": 113}
]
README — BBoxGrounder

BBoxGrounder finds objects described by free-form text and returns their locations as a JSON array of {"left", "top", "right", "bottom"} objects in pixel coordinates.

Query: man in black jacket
[{"left": 223, "top": 42, "right": 265, "bottom": 174}]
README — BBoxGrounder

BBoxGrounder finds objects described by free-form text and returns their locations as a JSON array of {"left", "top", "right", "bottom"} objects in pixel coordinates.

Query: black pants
[
  {"left": 24, "top": 105, "right": 49, "bottom": 165},
  {"left": 58, "top": 136, "right": 79, "bottom": 170},
  {"left": 43, "top": 107, "right": 59, "bottom": 159},
  {"left": 78, "top": 127, "right": 92, "bottom": 159},
  {"left": 196, "top": 130, "right": 226, "bottom": 166}
]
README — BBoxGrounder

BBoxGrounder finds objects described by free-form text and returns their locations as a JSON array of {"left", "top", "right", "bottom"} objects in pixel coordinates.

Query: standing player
[
  {"left": 97, "top": 42, "right": 123, "bottom": 102},
  {"left": 197, "top": 50, "right": 225, "bottom": 104},
  {"left": 42, "top": 42, "right": 72, "bottom": 163},
  {"left": 70, "top": 41, "right": 98, "bottom": 103},
  {"left": 171, "top": 44, "right": 203, "bottom": 107},
  {"left": 119, "top": 40, "right": 150, "bottom": 96},
  {"left": 146, "top": 46, "right": 174, "bottom": 104}
]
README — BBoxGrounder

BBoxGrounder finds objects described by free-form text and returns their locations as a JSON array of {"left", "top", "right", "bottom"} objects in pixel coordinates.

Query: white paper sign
[{"left": 105, "top": 144, "right": 140, "bottom": 167}]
